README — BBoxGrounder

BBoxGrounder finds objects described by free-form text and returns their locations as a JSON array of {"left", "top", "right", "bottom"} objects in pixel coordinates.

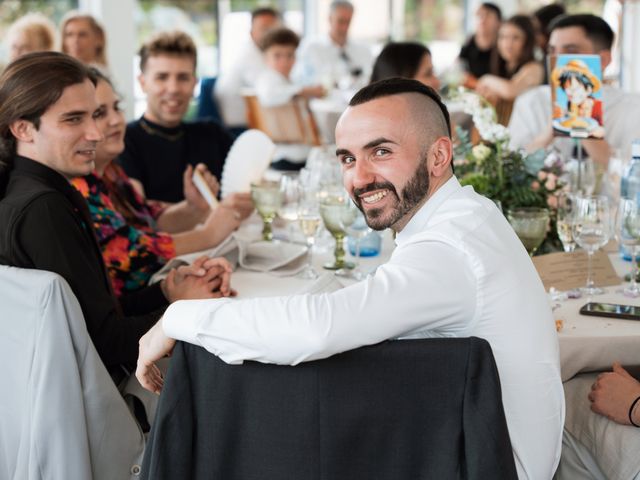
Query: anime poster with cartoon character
[{"left": 550, "top": 54, "right": 605, "bottom": 139}]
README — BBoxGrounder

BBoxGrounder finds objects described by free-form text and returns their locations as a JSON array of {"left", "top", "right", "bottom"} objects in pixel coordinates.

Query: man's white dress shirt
[
  {"left": 509, "top": 85, "right": 640, "bottom": 160},
  {"left": 293, "top": 35, "right": 373, "bottom": 87},
  {"left": 215, "top": 40, "right": 268, "bottom": 127},
  {"left": 164, "top": 177, "right": 564, "bottom": 479},
  {"left": 255, "top": 69, "right": 302, "bottom": 108}
]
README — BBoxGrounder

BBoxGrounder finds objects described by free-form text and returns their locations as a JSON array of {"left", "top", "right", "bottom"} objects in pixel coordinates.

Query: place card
[{"left": 532, "top": 250, "right": 621, "bottom": 291}]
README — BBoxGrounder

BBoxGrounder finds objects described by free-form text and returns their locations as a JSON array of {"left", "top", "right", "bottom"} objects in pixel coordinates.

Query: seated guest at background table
[
  {"left": 458, "top": 2, "right": 501, "bottom": 89},
  {"left": 293, "top": 0, "right": 372, "bottom": 90},
  {"left": 137, "top": 78, "right": 564, "bottom": 479},
  {"left": 255, "top": 27, "right": 325, "bottom": 170},
  {"left": 215, "top": 7, "right": 280, "bottom": 131},
  {"left": 120, "top": 31, "right": 234, "bottom": 203},
  {"left": 60, "top": 11, "right": 108, "bottom": 71},
  {"left": 475, "top": 15, "right": 544, "bottom": 103},
  {"left": 370, "top": 41, "right": 440, "bottom": 90},
  {"left": 508, "top": 14, "right": 640, "bottom": 166},
  {"left": 73, "top": 70, "right": 253, "bottom": 297},
  {"left": 557, "top": 363, "right": 640, "bottom": 479},
  {"left": 532, "top": 3, "right": 566, "bottom": 84},
  {"left": 5, "top": 13, "right": 56, "bottom": 63},
  {"left": 0, "top": 52, "right": 234, "bottom": 382}
]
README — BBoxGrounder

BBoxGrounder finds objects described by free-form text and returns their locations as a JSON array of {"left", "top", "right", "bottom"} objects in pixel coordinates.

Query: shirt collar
[
  {"left": 395, "top": 176, "right": 461, "bottom": 247},
  {"left": 13, "top": 155, "right": 75, "bottom": 195}
]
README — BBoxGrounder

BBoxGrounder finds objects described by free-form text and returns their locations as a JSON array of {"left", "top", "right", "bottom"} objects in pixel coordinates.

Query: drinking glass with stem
[
  {"left": 250, "top": 181, "right": 283, "bottom": 241},
  {"left": 615, "top": 198, "right": 640, "bottom": 297},
  {"left": 506, "top": 207, "right": 550, "bottom": 256},
  {"left": 572, "top": 195, "right": 611, "bottom": 296},
  {"left": 556, "top": 192, "right": 577, "bottom": 252},
  {"left": 297, "top": 196, "right": 322, "bottom": 279},
  {"left": 319, "top": 192, "right": 357, "bottom": 270},
  {"left": 278, "top": 173, "right": 301, "bottom": 241},
  {"left": 337, "top": 201, "right": 371, "bottom": 280}
]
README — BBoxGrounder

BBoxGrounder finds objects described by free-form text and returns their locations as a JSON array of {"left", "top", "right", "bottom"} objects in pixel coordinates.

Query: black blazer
[
  {"left": 0, "top": 156, "right": 164, "bottom": 368},
  {"left": 142, "top": 337, "right": 518, "bottom": 480}
]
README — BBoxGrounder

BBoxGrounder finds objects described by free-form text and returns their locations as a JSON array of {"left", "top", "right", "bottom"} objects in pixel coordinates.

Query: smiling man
[
  {"left": 137, "top": 78, "right": 564, "bottom": 479},
  {"left": 119, "top": 31, "right": 234, "bottom": 203}
]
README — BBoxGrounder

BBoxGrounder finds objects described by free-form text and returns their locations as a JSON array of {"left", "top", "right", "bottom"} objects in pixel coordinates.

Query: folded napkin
[
  {"left": 149, "top": 231, "right": 309, "bottom": 284},
  {"left": 220, "top": 129, "right": 276, "bottom": 198}
]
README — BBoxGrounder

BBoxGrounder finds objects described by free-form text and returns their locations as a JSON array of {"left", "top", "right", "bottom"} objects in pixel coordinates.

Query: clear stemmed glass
[
  {"left": 297, "top": 200, "right": 322, "bottom": 279},
  {"left": 573, "top": 196, "right": 611, "bottom": 296},
  {"left": 250, "top": 181, "right": 283, "bottom": 241},
  {"left": 507, "top": 207, "right": 550, "bottom": 256},
  {"left": 615, "top": 198, "right": 640, "bottom": 297},
  {"left": 278, "top": 173, "right": 301, "bottom": 241},
  {"left": 319, "top": 194, "right": 357, "bottom": 270},
  {"left": 556, "top": 192, "right": 577, "bottom": 252},
  {"left": 338, "top": 202, "right": 371, "bottom": 280}
]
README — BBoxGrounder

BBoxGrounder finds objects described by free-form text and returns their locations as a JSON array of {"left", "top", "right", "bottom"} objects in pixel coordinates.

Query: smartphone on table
[{"left": 579, "top": 302, "right": 640, "bottom": 321}]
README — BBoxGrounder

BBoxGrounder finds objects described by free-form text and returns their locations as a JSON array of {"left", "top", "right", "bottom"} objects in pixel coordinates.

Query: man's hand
[
  {"left": 183, "top": 163, "right": 220, "bottom": 213},
  {"left": 136, "top": 320, "right": 176, "bottom": 394},
  {"left": 589, "top": 362, "right": 640, "bottom": 425}
]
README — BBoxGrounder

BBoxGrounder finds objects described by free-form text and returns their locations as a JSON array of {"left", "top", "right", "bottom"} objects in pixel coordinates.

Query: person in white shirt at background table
[
  {"left": 136, "top": 77, "right": 564, "bottom": 479},
  {"left": 215, "top": 7, "right": 281, "bottom": 130},
  {"left": 293, "top": 0, "right": 373, "bottom": 91}
]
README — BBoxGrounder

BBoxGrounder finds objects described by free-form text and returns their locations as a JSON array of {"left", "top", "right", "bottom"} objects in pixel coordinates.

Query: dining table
[{"left": 228, "top": 217, "right": 640, "bottom": 384}]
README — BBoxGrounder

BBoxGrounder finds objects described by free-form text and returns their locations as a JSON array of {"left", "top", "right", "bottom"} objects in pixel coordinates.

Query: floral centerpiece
[{"left": 452, "top": 88, "right": 565, "bottom": 253}]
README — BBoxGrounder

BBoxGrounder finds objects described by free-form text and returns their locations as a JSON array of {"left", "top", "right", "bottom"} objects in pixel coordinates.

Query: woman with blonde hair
[
  {"left": 60, "top": 11, "right": 107, "bottom": 68},
  {"left": 6, "top": 13, "right": 56, "bottom": 62}
]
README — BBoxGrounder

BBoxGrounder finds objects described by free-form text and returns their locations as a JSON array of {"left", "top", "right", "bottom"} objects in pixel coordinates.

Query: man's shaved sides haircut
[{"left": 349, "top": 77, "right": 451, "bottom": 139}]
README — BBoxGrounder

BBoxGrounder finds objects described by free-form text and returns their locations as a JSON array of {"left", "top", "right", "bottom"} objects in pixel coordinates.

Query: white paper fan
[{"left": 220, "top": 129, "right": 275, "bottom": 198}]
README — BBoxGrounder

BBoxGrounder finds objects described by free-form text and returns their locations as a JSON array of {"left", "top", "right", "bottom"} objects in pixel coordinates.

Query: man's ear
[
  {"left": 9, "top": 120, "right": 35, "bottom": 143},
  {"left": 429, "top": 137, "right": 453, "bottom": 177},
  {"left": 600, "top": 50, "right": 612, "bottom": 71},
  {"left": 138, "top": 72, "right": 147, "bottom": 93}
]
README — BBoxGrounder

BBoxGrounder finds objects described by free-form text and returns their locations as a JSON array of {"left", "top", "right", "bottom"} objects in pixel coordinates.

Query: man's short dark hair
[
  {"left": 548, "top": 14, "right": 614, "bottom": 51},
  {"left": 349, "top": 78, "right": 451, "bottom": 138},
  {"left": 479, "top": 2, "right": 502, "bottom": 21},
  {"left": 259, "top": 27, "right": 300, "bottom": 52},
  {"left": 251, "top": 7, "right": 280, "bottom": 22},
  {"left": 534, "top": 3, "right": 566, "bottom": 33}
]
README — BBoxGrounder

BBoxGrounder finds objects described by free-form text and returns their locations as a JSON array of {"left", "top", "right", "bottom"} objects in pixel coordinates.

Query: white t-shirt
[
  {"left": 255, "top": 69, "right": 302, "bottom": 108},
  {"left": 509, "top": 84, "right": 640, "bottom": 160},
  {"left": 293, "top": 35, "right": 373, "bottom": 87},
  {"left": 215, "top": 40, "right": 268, "bottom": 127},
  {"left": 163, "top": 176, "right": 565, "bottom": 479}
]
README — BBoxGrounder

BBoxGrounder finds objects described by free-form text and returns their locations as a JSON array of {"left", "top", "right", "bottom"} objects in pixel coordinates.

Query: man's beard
[{"left": 352, "top": 154, "right": 429, "bottom": 230}]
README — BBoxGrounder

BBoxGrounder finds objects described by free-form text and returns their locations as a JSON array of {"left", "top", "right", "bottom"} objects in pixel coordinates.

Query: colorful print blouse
[{"left": 72, "top": 163, "right": 176, "bottom": 296}]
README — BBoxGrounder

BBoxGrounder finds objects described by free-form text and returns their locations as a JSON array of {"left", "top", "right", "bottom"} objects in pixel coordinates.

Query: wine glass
[
  {"left": 573, "top": 196, "right": 611, "bottom": 296},
  {"left": 338, "top": 202, "right": 371, "bottom": 280},
  {"left": 507, "top": 207, "right": 550, "bottom": 256},
  {"left": 556, "top": 192, "right": 576, "bottom": 252},
  {"left": 250, "top": 181, "right": 283, "bottom": 241},
  {"left": 615, "top": 198, "right": 640, "bottom": 297},
  {"left": 278, "top": 174, "right": 301, "bottom": 241},
  {"left": 319, "top": 194, "right": 357, "bottom": 270},
  {"left": 297, "top": 200, "right": 321, "bottom": 279}
]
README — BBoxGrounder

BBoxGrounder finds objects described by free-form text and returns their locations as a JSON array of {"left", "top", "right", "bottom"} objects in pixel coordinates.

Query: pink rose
[
  {"left": 537, "top": 171, "right": 548, "bottom": 181},
  {"left": 545, "top": 178, "right": 557, "bottom": 190},
  {"left": 547, "top": 195, "right": 558, "bottom": 208},
  {"left": 531, "top": 181, "right": 540, "bottom": 191}
]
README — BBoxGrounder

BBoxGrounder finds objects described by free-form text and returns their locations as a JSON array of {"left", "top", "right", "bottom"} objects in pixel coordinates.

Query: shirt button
[{"left": 131, "top": 464, "right": 141, "bottom": 476}]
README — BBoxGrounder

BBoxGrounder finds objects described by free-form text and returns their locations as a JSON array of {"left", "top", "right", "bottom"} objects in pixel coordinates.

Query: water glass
[
  {"left": 573, "top": 196, "right": 611, "bottom": 295},
  {"left": 615, "top": 198, "right": 640, "bottom": 297},
  {"left": 250, "top": 181, "right": 283, "bottom": 241},
  {"left": 557, "top": 192, "right": 576, "bottom": 252},
  {"left": 297, "top": 201, "right": 322, "bottom": 279},
  {"left": 507, "top": 207, "right": 549, "bottom": 256},
  {"left": 339, "top": 203, "right": 371, "bottom": 280}
]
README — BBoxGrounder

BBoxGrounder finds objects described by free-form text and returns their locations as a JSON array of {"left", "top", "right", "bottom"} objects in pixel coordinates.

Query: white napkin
[
  {"left": 149, "top": 233, "right": 309, "bottom": 284},
  {"left": 220, "top": 129, "right": 275, "bottom": 198}
]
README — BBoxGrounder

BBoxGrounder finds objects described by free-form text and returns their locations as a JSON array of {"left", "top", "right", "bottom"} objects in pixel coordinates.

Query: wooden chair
[
  {"left": 244, "top": 95, "right": 321, "bottom": 146},
  {"left": 495, "top": 98, "right": 515, "bottom": 126}
]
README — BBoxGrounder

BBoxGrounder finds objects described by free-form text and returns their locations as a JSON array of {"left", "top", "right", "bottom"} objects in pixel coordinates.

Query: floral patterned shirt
[{"left": 72, "top": 163, "right": 176, "bottom": 296}]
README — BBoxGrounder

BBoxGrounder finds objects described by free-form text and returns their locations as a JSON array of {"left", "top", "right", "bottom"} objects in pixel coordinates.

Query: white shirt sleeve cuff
[{"left": 162, "top": 298, "right": 231, "bottom": 345}]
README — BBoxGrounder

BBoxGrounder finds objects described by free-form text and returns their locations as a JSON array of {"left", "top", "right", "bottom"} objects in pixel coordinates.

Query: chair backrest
[
  {"left": 0, "top": 265, "right": 145, "bottom": 480},
  {"left": 196, "top": 77, "right": 223, "bottom": 124},
  {"left": 142, "top": 337, "right": 517, "bottom": 480},
  {"left": 243, "top": 94, "right": 321, "bottom": 146},
  {"left": 495, "top": 98, "right": 515, "bottom": 126}
]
